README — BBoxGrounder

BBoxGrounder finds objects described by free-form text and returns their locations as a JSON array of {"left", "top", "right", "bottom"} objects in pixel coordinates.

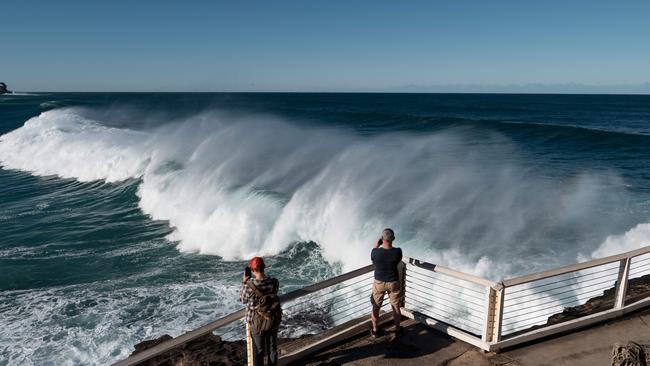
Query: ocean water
[{"left": 1, "top": 92, "right": 650, "bottom": 365}]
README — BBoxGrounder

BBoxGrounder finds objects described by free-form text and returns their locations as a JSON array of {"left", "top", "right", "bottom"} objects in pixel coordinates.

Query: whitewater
[{"left": 2, "top": 93, "right": 650, "bottom": 365}]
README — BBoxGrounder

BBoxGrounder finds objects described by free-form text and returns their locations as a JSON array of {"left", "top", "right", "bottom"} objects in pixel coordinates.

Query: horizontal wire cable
[
  {"left": 404, "top": 288, "right": 485, "bottom": 322},
  {"left": 505, "top": 270, "right": 619, "bottom": 301},
  {"left": 406, "top": 270, "right": 487, "bottom": 300},
  {"left": 632, "top": 256, "right": 650, "bottom": 265},
  {"left": 405, "top": 274, "right": 486, "bottom": 307},
  {"left": 405, "top": 294, "right": 484, "bottom": 327},
  {"left": 503, "top": 286, "right": 611, "bottom": 317},
  {"left": 404, "top": 294, "right": 485, "bottom": 324},
  {"left": 284, "top": 283, "right": 371, "bottom": 313},
  {"left": 326, "top": 296, "right": 369, "bottom": 316},
  {"left": 406, "top": 270, "right": 486, "bottom": 302},
  {"left": 283, "top": 274, "right": 374, "bottom": 310},
  {"left": 406, "top": 265, "right": 486, "bottom": 294},
  {"left": 329, "top": 302, "right": 373, "bottom": 323},
  {"left": 629, "top": 262, "right": 650, "bottom": 275},
  {"left": 406, "top": 306, "right": 482, "bottom": 334},
  {"left": 502, "top": 287, "right": 611, "bottom": 323},
  {"left": 506, "top": 265, "right": 619, "bottom": 295},
  {"left": 502, "top": 294, "right": 597, "bottom": 326},
  {"left": 405, "top": 280, "right": 485, "bottom": 312},
  {"left": 285, "top": 272, "right": 374, "bottom": 307},
  {"left": 406, "top": 297, "right": 482, "bottom": 333},
  {"left": 631, "top": 259, "right": 650, "bottom": 269},
  {"left": 288, "top": 293, "right": 373, "bottom": 323},
  {"left": 329, "top": 299, "right": 390, "bottom": 325},
  {"left": 504, "top": 277, "right": 617, "bottom": 308},
  {"left": 406, "top": 266, "right": 486, "bottom": 296},
  {"left": 405, "top": 279, "right": 485, "bottom": 312},
  {"left": 504, "top": 286, "right": 610, "bottom": 315},
  {"left": 330, "top": 301, "right": 391, "bottom": 325}
]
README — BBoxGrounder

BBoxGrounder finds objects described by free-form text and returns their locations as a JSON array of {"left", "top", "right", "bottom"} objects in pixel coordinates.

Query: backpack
[{"left": 247, "top": 278, "right": 282, "bottom": 334}]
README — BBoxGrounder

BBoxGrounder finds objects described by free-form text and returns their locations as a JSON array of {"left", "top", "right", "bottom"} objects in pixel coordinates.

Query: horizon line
[{"left": 10, "top": 90, "right": 650, "bottom": 96}]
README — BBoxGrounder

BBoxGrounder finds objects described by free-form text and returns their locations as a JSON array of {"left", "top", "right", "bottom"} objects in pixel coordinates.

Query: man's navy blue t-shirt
[{"left": 371, "top": 247, "right": 402, "bottom": 282}]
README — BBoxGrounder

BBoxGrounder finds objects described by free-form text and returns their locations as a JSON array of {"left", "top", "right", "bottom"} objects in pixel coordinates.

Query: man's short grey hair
[{"left": 382, "top": 228, "right": 395, "bottom": 243}]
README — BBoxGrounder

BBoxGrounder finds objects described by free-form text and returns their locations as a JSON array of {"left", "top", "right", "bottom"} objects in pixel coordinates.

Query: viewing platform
[{"left": 114, "top": 246, "right": 650, "bottom": 366}]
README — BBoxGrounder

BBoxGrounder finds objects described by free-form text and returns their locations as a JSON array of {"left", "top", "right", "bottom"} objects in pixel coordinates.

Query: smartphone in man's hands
[{"left": 245, "top": 266, "right": 252, "bottom": 278}]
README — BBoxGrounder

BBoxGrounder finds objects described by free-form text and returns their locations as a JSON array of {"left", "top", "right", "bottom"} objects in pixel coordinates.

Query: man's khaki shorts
[{"left": 370, "top": 280, "right": 401, "bottom": 307}]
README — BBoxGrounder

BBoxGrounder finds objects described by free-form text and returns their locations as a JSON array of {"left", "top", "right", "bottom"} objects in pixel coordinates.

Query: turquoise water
[{"left": 1, "top": 93, "right": 650, "bottom": 365}]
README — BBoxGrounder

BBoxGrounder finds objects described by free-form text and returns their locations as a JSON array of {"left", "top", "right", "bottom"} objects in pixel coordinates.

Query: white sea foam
[
  {"left": 0, "top": 278, "right": 241, "bottom": 366},
  {"left": 0, "top": 109, "right": 149, "bottom": 182},
  {"left": 0, "top": 107, "right": 641, "bottom": 276},
  {"left": 584, "top": 223, "right": 650, "bottom": 260}
]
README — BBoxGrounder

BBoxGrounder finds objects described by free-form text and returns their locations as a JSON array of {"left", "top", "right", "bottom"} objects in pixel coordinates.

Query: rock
[
  {"left": 130, "top": 333, "right": 246, "bottom": 366},
  {"left": 611, "top": 342, "right": 649, "bottom": 366},
  {"left": 0, "top": 82, "right": 11, "bottom": 95},
  {"left": 547, "top": 274, "right": 650, "bottom": 325}
]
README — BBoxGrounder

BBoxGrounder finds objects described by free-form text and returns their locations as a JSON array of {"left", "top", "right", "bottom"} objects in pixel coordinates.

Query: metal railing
[
  {"left": 113, "top": 265, "right": 389, "bottom": 366},
  {"left": 399, "top": 246, "right": 650, "bottom": 351},
  {"left": 114, "top": 245, "right": 650, "bottom": 365}
]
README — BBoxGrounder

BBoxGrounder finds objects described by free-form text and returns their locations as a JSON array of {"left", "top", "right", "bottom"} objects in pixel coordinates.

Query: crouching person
[{"left": 240, "top": 256, "right": 282, "bottom": 366}]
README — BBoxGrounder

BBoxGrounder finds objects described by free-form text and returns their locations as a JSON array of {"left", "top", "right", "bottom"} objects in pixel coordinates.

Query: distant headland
[{"left": 0, "top": 82, "right": 12, "bottom": 94}]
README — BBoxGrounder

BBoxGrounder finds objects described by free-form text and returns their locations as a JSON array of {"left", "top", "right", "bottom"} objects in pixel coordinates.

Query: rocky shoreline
[
  {"left": 130, "top": 333, "right": 246, "bottom": 366},
  {"left": 130, "top": 332, "right": 312, "bottom": 366},
  {"left": 546, "top": 273, "right": 650, "bottom": 325}
]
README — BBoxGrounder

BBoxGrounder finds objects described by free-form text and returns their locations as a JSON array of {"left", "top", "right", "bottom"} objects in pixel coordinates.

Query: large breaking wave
[{"left": 1, "top": 107, "right": 648, "bottom": 277}]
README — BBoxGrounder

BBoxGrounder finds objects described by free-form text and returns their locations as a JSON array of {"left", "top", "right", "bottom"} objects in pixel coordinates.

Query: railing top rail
[
  {"left": 112, "top": 308, "right": 246, "bottom": 366},
  {"left": 503, "top": 245, "right": 650, "bottom": 288},
  {"left": 404, "top": 256, "right": 497, "bottom": 288},
  {"left": 112, "top": 264, "right": 374, "bottom": 366}
]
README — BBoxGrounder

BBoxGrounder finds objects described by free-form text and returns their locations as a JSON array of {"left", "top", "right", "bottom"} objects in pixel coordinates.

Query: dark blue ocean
[{"left": 2, "top": 93, "right": 650, "bottom": 365}]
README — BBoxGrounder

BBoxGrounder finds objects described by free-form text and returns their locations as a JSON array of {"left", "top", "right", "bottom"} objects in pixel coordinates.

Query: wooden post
[
  {"left": 492, "top": 285, "right": 504, "bottom": 343},
  {"left": 246, "top": 322, "right": 253, "bottom": 366},
  {"left": 482, "top": 287, "right": 496, "bottom": 342},
  {"left": 614, "top": 257, "right": 631, "bottom": 309},
  {"left": 481, "top": 282, "right": 504, "bottom": 343}
]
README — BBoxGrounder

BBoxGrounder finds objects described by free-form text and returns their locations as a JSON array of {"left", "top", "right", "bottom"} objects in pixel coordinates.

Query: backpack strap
[
  {"left": 247, "top": 280, "right": 266, "bottom": 299},
  {"left": 247, "top": 278, "right": 279, "bottom": 297},
  {"left": 272, "top": 278, "right": 279, "bottom": 294}
]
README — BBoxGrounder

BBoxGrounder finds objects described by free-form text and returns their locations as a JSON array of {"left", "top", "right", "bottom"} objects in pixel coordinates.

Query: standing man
[
  {"left": 370, "top": 228, "right": 403, "bottom": 337},
  {"left": 240, "top": 256, "right": 281, "bottom": 366}
]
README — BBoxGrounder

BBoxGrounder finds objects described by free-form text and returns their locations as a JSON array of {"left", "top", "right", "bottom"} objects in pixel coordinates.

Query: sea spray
[{"left": 0, "top": 106, "right": 639, "bottom": 277}]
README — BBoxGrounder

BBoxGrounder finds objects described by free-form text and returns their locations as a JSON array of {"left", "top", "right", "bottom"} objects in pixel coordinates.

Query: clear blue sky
[{"left": 2, "top": 0, "right": 650, "bottom": 92}]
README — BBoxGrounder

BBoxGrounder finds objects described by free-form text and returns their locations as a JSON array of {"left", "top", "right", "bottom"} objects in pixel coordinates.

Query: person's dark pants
[{"left": 250, "top": 324, "right": 278, "bottom": 366}]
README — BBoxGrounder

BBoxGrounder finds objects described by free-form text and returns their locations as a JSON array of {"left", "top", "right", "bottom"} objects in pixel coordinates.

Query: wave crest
[{"left": 0, "top": 107, "right": 641, "bottom": 275}]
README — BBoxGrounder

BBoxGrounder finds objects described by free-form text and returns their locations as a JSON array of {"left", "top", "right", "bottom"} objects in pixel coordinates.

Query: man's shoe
[{"left": 370, "top": 328, "right": 381, "bottom": 338}]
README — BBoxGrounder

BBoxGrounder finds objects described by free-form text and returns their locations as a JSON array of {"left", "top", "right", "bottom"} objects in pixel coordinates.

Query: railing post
[
  {"left": 481, "top": 287, "right": 496, "bottom": 342},
  {"left": 492, "top": 284, "right": 504, "bottom": 343},
  {"left": 614, "top": 257, "right": 631, "bottom": 309},
  {"left": 482, "top": 282, "right": 504, "bottom": 343}
]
